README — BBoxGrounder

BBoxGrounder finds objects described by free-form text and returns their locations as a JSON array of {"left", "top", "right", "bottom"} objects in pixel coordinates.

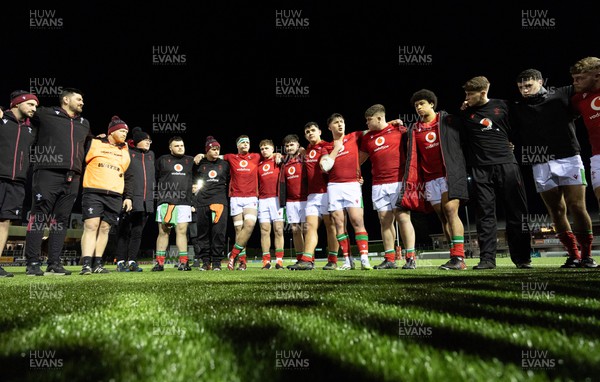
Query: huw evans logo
[
  {"left": 398, "top": 318, "right": 432, "bottom": 337},
  {"left": 275, "top": 78, "right": 309, "bottom": 97},
  {"left": 521, "top": 10, "right": 556, "bottom": 30},
  {"left": 152, "top": 114, "right": 187, "bottom": 133},
  {"left": 29, "top": 78, "right": 63, "bottom": 96},
  {"left": 275, "top": 10, "right": 309, "bottom": 29},
  {"left": 29, "top": 10, "right": 63, "bottom": 29},
  {"left": 152, "top": 45, "right": 187, "bottom": 65},
  {"left": 275, "top": 350, "right": 309, "bottom": 370},
  {"left": 399, "top": 46, "right": 432, "bottom": 66}
]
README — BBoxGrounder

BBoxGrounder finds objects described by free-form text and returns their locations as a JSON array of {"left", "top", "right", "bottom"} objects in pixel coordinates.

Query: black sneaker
[
  {"left": 288, "top": 260, "right": 314, "bottom": 270},
  {"left": 402, "top": 257, "right": 416, "bottom": 269},
  {"left": 237, "top": 262, "right": 247, "bottom": 271},
  {"left": 192, "top": 259, "right": 200, "bottom": 268},
  {"left": 373, "top": 260, "right": 398, "bottom": 270},
  {"left": 212, "top": 264, "right": 222, "bottom": 271},
  {"left": 128, "top": 261, "right": 143, "bottom": 272},
  {"left": 79, "top": 265, "right": 92, "bottom": 275},
  {"left": 581, "top": 257, "right": 598, "bottom": 268},
  {"left": 0, "top": 265, "right": 14, "bottom": 277},
  {"left": 286, "top": 261, "right": 298, "bottom": 270},
  {"left": 516, "top": 262, "right": 533, "bottom": 269},
  {"left": 322, "top": 261, "right": 338, "bottom": 270},
  {"left": 177, "top": 262, "right": 192, "bottom": 271},
  {"left": 45, "top": 263, "right": 72, "bottom": 276},
  {"left": 275, "top": 263, "right": 284, "bottom": 270},
  {"left": 439, "top": 257, "right": 467, "bottom": 270},
  {"left": 199, "top": 262, "right": 211, "bottom": 271},
  {"left": 92, "top": 265, "right": 110, "bottom": 274},
  {"left": 560, "top": 257, "right": 581, "bottom": 268},
  {"left": 151, "top": 263, "right": 164, "bottom": 272},
  {"left": 27, "top": 262, "right": 45, "bottom": 276},
  {"left": 473, "top": 260, "right": 496, "bottom": 270},
  {"left": 261, "top": 262, "right": 271, "bottom": 270}
]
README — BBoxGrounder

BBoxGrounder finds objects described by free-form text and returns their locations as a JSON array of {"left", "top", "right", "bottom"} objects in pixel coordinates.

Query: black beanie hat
[{"left": 132, "top": 126, "right": 150, "bottom": 145}]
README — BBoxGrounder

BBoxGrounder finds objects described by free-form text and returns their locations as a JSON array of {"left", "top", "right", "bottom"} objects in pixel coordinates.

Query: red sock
[
  {"left": 355, "top": 231, "right": 369, "bottom": 255},
  {"left": 231, "top": 244, "right": 243, "bottom": 258},
  {"left": 557, "top": 231, "right": 581, "bottom": 259},
  {"left": 327, "top": 251, "right": 338, "bottom": 263},
  {"left": 157, "top": 256, "right": 165, "bottom": 266},
  {"left": 296, "top": 254, "right": 302, "bottom": 261},
  {"left": 384, "top": 250, "right": 395, "bottom": 262},
  {"left": 337, "top": 233, "right": 350, "bottom": 257},
  {"left": 262, "top": 254, "right": 271, "bottom": 264},
  {"left": 575, "top": 232, "right": 593, "bottom": 259}
]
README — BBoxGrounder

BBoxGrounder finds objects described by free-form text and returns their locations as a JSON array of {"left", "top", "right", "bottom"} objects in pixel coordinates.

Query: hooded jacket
[
  {"left": 0, "top": 110, "right": 37, "bottom": 183},
  {"left": 31, "top": 106, "right": 91, "bottom": 174},
  {"left": 397, "top": 110, "right": 468, "bottom": 212},
  {"left": 124, "top": 146, "right": 156, "bottom": 213}
]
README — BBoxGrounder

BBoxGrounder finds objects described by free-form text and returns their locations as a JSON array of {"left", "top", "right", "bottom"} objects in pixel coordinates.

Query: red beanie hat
[
  {"left": 108, "top": 115, "right": 129, "bottom": 135},
  {"left": 205, "top": 136, "right": 220, "bottom": 152},
  {"left": 10, "top": 91, "right": 39, "bottom": 108}
]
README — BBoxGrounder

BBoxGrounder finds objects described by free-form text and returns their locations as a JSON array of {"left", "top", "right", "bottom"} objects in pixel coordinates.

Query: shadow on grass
[
  {"left": 211, "top": 323, "right": 383, "bottom": 382},
  {"left": 0, "top": 347, "right": 112, "bottom": 382}
]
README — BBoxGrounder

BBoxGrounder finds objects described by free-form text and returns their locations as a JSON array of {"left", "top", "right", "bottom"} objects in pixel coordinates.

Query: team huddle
[{"left": 1, "top": 56, "right": 599, "bottom": 277}]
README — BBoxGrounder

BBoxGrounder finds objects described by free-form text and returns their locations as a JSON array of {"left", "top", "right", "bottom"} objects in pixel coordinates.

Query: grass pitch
[{"left": 0, "top": 257, "right": 599, "bottom": 382}]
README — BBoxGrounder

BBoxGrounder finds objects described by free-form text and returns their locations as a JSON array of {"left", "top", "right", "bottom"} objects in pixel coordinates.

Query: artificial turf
[{"left": 0, "top": 257, "right": 598, "bottom": 382}]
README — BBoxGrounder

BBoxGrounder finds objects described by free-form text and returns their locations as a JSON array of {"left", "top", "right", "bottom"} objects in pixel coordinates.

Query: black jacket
[
  {"left": 0, "top": 110, "right": 37, "bottom": 183},
  {"left": 124, "top": 146, "right": 156, "bottom": 213},
  {"left": 193, "top": 157, "right": 230, "bottom": 207},
  {"left": 31, "top": 106, "right": 91, "bottom": 174},
  {"left": 510, "top": 86, "right": 580, "bottom": 162}
]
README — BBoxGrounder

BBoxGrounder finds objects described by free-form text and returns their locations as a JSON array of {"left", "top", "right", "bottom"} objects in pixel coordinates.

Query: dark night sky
[{"left": 4, "top": 2, "right": 599, "bottom": 250}]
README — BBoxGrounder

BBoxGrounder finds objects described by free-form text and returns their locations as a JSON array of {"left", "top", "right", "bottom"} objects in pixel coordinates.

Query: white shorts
[
  {"left": 258, "top": 197, "right": 284, "bottom": 223},
  {"left": 286, "top": 201, "right": 306, "bottom": 224},
  {"left": 590, "top": 155, "right": 600, "bottom": 189},
  {"left": 230, "top": 196, "right": 258, "bottom": 216},
  {"left": 532, "top": 155, "right": 586, "bottom": 193},
  {"left": 372, "top": 182, "right": 402, "bottom": 212},
  {"left": 305, "top": 193, "right": 330, "bottom": 218},
  {"left": 425, "top": 177, "right": 448, "bottom": 206},
  {"left": 156, "top": 204, "right": 192, "bottom": 224},
  {"left": 327, "top": 182, "right": 363, "bottom": 211}
]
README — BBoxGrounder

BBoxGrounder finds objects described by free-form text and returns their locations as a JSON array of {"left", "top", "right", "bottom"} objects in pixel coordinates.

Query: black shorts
[
  {"left": 0, "top": 179, "right": 25, "bottom": 220},
  {"left": 82, "top": 192, "right": 122, "bottom": 226}
]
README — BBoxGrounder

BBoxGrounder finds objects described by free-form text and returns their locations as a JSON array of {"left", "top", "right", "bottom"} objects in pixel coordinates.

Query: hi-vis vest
[{"left": 83, "top": 139, "right": 131, "bottom": 194}]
